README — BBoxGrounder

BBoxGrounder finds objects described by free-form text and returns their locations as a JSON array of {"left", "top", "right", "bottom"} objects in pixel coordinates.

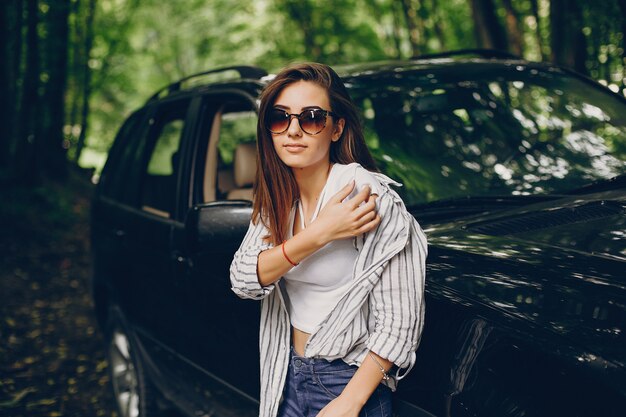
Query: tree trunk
[
  {"left": 0, "top": 2, "right": 8, "bottom": 166},
  {"left": 0, "top": 2, "right": 13, "bottom": 168},
  {"left": 40, "top": 0, "right": 70, "bottom": 180},
  {"left": 428, "top": 0, "right": 446, "bottom": 50},
  {"left": 0, "top": 0, "right": 24, "bottom": 172},
  {"left": 14, "top": 0, "right": 40, "bottom": 185},
  {"left": 400, "top": 0, "right": 421, "bottom": 56},
  {"left": 416, "top": 0, "right": 432, "bottom": 52},
  {"left": 68, "top": 0, "right": 83, "bottom": 160},
  {"left": 550, "top": 0, "right": 587, "bottom": 74},
  {"left": 572, "top": 1, "right": 587, "bottom": 75},
  {"left": 391, "top": 0, "right": 407, "bottom": 58},
  {"left": 588, "top": 12, "right": 601, "bottom": 80},
  {"left": 501, "top": 0, "right": 523, "bottom": 57},
  {"left": 550, "top": 0, "right": 565, "bottom": 64},
  {"left": 618, "top": 0, "right": 626, "bottom": 94},
  {"left": 528, "top": 0, "right": 547, "bottom": 60},
  {"left": 469, "top": 0, "right": 508, "bottom": 51},
  {"left": 75, "top": 0, "right": 96, "bottom": 165}
]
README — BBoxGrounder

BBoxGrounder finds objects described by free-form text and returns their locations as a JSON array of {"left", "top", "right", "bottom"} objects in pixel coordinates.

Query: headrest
[{"left": 233, "top": 142, "right": 257, "bottom": 187}]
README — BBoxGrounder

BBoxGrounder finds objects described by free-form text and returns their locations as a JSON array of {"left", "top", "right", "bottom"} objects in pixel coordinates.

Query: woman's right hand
[
  {"left": 310, "top": 180, "right": 381, "bottom": 245},
  {"left": 256, "top": 181, "right": 381, "bottom": 287}
]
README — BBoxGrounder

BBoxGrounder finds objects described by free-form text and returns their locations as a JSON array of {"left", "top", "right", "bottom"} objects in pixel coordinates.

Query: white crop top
[{"left": 282, "top": 163, "right": 384, "bottom": 333}]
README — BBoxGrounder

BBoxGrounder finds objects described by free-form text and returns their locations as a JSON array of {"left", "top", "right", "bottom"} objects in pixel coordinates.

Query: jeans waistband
[{"left": 289, "top": 346, "right": 356, "bottom": 374}]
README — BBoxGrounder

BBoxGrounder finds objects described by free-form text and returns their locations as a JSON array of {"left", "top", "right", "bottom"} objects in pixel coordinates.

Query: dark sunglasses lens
[
  {"left": 300, "top": 110, "right": 326, "bottom": 134},
  {"left": 268, "top": 110, "right": 289, "bottom": 133}
]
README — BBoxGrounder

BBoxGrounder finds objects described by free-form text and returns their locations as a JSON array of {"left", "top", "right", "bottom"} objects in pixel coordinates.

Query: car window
[
  {"left": 195, "top": 96, "right": 257, "bottom": 204},
  {"left": 99, "top": 109, "right": 147, "bottom": 202},
  {"left": 350, "top": 67, "right": 626, "bottom": 206},
  {"left": 218, "top": 111, "right": 257, "bottom": 165},
  {"left": 139, "top": 101, "right": 190, "bottom": 218},
  {"left": 216, "top": 110, "right": 257, "bottom": 198}
]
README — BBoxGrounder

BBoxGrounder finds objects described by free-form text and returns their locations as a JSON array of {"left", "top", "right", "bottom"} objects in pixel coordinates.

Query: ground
[{"left": 0, "top": 169, "right": 117, "bottom": 417}]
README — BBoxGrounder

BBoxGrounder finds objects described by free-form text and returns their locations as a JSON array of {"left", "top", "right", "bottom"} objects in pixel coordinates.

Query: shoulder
[
  {"left": 332, "top": 162, "right": 404, "bottom": 199},
  {"left": 330, "top": 162, "right": 385, "bottom": 196}
]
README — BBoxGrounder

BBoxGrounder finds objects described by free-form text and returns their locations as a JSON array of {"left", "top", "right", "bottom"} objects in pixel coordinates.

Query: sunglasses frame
[{"left": 266, "top": 108, "right": 338, "bottom": 135}]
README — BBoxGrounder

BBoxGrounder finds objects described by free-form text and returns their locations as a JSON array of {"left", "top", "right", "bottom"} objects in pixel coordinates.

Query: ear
[{"left": 332, "top": 118, "right": 345, "bottom": 142}]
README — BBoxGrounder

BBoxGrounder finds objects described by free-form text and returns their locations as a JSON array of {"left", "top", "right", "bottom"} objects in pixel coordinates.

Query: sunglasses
[{"left": 266, "top": 108, "right": 338, "bottom": 135}]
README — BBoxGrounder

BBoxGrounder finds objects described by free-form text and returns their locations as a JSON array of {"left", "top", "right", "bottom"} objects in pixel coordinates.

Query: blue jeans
[{"left": 277, "top": 348, "right": 393, "bottom": 417}]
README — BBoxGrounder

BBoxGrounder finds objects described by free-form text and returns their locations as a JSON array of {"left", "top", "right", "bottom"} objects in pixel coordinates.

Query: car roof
[
  {"left": 143, "top": 50, "right": 525, "bottom": 103},
  {"left": 144, "top": 66, "right": 268, "bottom": 105},
  {"left": 144, "top": 49, "right": 622, "bottom": 106},
  {"left": 336, "top": 57, "right": 553, "bottom": 77}
]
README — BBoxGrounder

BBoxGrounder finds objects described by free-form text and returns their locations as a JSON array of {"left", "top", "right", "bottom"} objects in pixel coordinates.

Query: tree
[
  {"left": 619, "top": 0, "right": 626, "bottom": 92},
  {"left": 501, "top": 0, "right": 523, "bottom": 56},
  {"left": 3, "top": 0, "right": 624, "bottom": 182},
  {"left": 469, "top": 0, "right": 508, "bottom": 51},
  {"left": 528, "top": 0, "right": 547, "bottom": 60},
  {"left": 400, "top": 0, "right": 423, "bottom": 56},
  {"left": 14, "top": 0, "right": 40, "bottom": 185},
  {"left": 67, "top": 0, "right": 84, "bottom": 161},
  {"left": 73, "top": 0, "right": 96, "bottom": 165},
  {"left": 40, "top": 0, "right": 70, "bottom": 180},
  {"left": 0, "top": 1, "right": 23, "bottom": 172},
  {"left": 550, "top": 0, "right": 587, "bottom": 74},
  {"left": 428, "top": 0, "right": 448, "bottom": 51}
]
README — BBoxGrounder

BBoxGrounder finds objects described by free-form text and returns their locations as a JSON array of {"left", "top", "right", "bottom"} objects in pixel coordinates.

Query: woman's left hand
[{"left": 316, "top": 394, "right": 361, "bottom": 417}]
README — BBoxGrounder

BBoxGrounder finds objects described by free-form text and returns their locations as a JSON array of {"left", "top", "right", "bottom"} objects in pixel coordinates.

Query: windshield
[{"left": 349, "top": 65, "right": 626, "bottom": 206}]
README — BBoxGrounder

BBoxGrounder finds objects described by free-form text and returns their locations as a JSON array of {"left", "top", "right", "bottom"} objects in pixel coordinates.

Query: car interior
[{"left": 202, "top": 104, "right": 258, "bottom": 203}]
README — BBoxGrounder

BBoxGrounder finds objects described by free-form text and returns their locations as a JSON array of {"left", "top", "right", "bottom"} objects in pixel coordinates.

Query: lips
[{"left": 284, "top": 143, "right": 307, "bottom": 153}]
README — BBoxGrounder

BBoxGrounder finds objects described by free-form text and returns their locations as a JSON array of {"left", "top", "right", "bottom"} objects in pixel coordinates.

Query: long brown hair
[{"left": 253, "top": 62, "right": 377, "bottom": 246}]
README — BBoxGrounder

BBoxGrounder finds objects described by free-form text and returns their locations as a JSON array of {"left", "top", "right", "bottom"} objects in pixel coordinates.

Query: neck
[{"left": 292, "top": 160, "right": 333, "bottom": 203}]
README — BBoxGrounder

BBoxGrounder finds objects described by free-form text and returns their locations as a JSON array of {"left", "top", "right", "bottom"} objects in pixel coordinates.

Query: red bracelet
[{"left": 282, "top": 241, "right": 299, "bottom": 267}]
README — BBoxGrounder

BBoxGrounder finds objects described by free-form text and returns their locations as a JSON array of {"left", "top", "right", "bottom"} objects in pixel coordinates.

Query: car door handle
[{"left": 172, "top": 252, "right": 193, "bottom": 268}]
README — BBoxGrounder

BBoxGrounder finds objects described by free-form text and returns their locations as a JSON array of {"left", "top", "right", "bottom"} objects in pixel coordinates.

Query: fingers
[
  {"left": 331, "top": 182, "right": 377, "bottom": 207},
  {"left": 348, "top": 185, "right": 373, "bottom": 208},
  {"left": 321, "top": 182, "right": 381, "bottom": 240},
  {"left": 355, "top": 214, "right": 381, "bottom": 235},
  {"left": 355, "top": 208, "right": 377, "bottom": 226},
  {"left": 330, "top": 180, "right": 355, "bottom": 203},
  {"left": 353, "top": 193, "right": 378, "bottom": 219}
]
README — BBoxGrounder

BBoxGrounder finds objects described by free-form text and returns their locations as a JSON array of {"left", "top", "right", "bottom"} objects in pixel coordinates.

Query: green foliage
[
  {"left": 76, "top": 0, "right": 626, "bottom": 175},
  {"left": 218, "top": 111, "right": 258, "bottom": 165}
]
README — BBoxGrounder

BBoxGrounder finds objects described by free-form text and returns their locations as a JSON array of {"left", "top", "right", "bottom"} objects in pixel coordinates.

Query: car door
[
  {"left": 103, "top": 97, "right": 194, "bottom": 398},
  {"left": 169, "top": 91, "right": 262, "bottom": 416}
]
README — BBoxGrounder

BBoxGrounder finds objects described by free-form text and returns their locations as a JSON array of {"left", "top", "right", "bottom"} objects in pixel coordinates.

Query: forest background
[
  {"left": 1, "top": 0, "right": 626, "bottom": 186},
  {"left": 0, "top": 1, "right": 625, "bottom": 415}
]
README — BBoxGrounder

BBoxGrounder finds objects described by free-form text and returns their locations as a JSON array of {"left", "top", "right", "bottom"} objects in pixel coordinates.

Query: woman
[{"left": 230, "top": 63, "right": 427, "bottom": 417}]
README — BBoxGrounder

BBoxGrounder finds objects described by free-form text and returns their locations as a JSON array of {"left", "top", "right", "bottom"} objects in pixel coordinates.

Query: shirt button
[{"left": 294, "top": 359, "right": 302, "bottom": 367}]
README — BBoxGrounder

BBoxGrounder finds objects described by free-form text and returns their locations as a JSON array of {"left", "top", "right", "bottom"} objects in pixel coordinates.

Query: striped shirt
[{"left": 229, "top": 166, "right": 428, "bottom": 417}]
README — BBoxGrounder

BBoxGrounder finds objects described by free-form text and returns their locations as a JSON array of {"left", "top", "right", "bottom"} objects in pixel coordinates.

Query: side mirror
[{"left": 185, "top": 200, "right": 253, "bottom": 252}]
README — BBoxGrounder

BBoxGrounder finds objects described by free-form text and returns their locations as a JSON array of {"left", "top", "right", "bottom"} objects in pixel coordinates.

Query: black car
[{"left": 90, "top": 50, "right": 626, "bottom": 417}]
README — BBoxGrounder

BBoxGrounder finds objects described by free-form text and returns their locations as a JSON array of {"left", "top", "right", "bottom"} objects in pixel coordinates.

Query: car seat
[{"left": 226, "top": 142, "right": 256, "bottom": 201}]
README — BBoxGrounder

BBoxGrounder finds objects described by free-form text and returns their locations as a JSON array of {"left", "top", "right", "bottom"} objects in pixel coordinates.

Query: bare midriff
[{"left": 292, "top": 327, "right": 310, "bottom": 356}]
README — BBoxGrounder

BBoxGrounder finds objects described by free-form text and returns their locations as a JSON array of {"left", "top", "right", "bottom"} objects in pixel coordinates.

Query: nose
[{"left": 286, "top": 115, "right": 303, "bottom": 137}]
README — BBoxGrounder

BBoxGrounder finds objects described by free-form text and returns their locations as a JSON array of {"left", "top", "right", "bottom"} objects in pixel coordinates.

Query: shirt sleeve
[
  {"left": 229, "top": 218, "right": 276, "bottom": 300},
  {"left": 352, "top": 165, "right": 385, "bottom": 197},
  {"left": 365, "top": 191, "right": 428, "bottom": 371}
]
